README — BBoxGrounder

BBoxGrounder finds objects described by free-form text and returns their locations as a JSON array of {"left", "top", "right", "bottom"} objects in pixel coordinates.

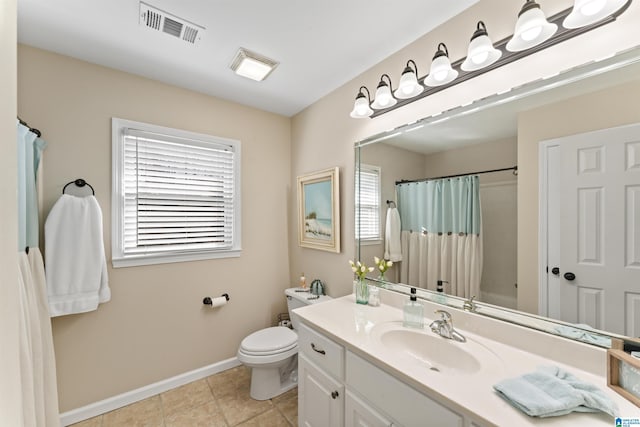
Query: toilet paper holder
[{"left": 203, "top": 293, "right": 230, "bottom": 306}]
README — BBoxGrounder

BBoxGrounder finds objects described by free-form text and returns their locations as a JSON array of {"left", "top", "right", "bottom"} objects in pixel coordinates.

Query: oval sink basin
[
  {"left": 379, "top": 329, "right": 480, "bottom": 374},
  {"left": 370, "top": 322, "right": 502, "bottom": 376}
]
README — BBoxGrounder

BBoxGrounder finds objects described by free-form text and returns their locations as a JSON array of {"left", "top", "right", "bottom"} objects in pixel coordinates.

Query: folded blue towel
[
  {"left": 493, "top": 366, "right": 618, "bottom": 418},
  {"left": 553, "top": 324, "right": 611, "bottom": 347}
]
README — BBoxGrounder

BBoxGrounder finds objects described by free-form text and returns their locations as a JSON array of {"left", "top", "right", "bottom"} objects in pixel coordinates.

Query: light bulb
[
  {"left": 580, "top": 0, "right": 606, "bottom": 15},
  {"left": 471, "top": 51, "right": 489, "bottom": 65},
  {"left": 521, "top": 25, "right": 542, "bottom": 41},
  {"left": 377, "top": 94, "right": 391, "bottom": 107},
  {"left": 434, "top": 70, "right": 448, "bottom": 82}
]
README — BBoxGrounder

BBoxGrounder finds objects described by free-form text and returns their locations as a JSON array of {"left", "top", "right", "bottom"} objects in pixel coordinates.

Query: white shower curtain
[
  {"left": 399, "top": 231, "right": 482, "bottom": 298},
  {"left": 16, "top": 121, "right": 59, "bottom": 426},
  {"left": 397, "top": 175, "right": 482, "bottom": 299}
]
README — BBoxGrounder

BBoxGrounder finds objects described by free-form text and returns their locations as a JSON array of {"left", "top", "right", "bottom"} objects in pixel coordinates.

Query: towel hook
[
  {"left": 62, "top": 178, "right": 95, "bottom": 195},
  {"left": 386, "top": 200, "right": 396, "bottom": 208}
]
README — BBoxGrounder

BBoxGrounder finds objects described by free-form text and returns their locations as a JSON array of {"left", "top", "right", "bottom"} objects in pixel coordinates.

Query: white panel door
[{"left": 548, "top": 123, "right": 640, "bottom": 335}]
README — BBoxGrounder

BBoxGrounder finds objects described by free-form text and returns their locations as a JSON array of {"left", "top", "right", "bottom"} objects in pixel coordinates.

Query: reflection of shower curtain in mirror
[{"left": 396, "top": 175, "right": 482, "bottom": 298}]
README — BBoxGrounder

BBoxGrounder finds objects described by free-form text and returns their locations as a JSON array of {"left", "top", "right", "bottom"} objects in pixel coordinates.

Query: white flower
[{"left": 374, "top": 256, "right": 380, "bottom": 264}]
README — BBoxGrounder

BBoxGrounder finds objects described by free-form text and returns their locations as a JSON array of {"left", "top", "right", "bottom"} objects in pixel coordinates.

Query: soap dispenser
[
  {"left": 403, "top": 287, "right": 424, "bottom": 329},
  {"left": 435, "top": 280, "right": 448, "bottom": 303}
]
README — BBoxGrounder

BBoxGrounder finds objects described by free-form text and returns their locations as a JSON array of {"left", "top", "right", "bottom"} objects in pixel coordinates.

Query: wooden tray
[{"left": 607, "top": 338, "right": 640, "bottom": 407}]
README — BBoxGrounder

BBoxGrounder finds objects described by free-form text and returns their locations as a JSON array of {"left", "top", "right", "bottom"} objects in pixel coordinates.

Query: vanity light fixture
[
  {"left": 350, "top": 86, "right": 374, "bottom": 118},
  {"left": 350, "top": 0, "right": 631, "bottom": 119},
  {"left": 229, "top": 48, "right": 279, "bottom": 82},
  {"left": 563, "top": 0, "right": 627, "bottom": 28},
  {"left": 424, "top": 43, "right": 459, "bottom": 87},
  {"left": 506, "top": 0, "right": 558, "bottom": 52},
  {"left": 461, "top": 21, "right": 502, "bottom": 72},
  {"left": 371, "top": 74, "right": 398, "bottom": 109},
  {"left": 394, "top": 60, "right": 424, "bottom": 99}
]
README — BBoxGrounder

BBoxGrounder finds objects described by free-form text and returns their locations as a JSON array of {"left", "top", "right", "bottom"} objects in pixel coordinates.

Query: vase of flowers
[
  {"left": 374, "top": 256, "right": 393, "bottom": 282},
  {"left": 349, "top": 260, "right": 373, "bottom": 304}
]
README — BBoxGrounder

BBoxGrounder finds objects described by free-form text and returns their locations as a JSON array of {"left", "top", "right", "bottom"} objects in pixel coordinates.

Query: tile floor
[{"left": 70, "top": 366, "right": 297, "bottom": 427}]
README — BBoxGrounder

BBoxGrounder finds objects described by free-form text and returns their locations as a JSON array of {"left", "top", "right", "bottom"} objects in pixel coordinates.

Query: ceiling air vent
[{"left": 139, "top": 2, "right": 204, "bottom": 45}]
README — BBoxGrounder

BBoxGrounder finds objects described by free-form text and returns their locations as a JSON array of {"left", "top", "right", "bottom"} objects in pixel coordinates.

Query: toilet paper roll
[{"left": 207, "top": 296, "right": 228, "bottom": 308}]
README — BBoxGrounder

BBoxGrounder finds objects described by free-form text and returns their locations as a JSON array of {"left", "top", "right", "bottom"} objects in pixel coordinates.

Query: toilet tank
[{"left": 285, "top": 287, "right": 331, "bottom": 330}]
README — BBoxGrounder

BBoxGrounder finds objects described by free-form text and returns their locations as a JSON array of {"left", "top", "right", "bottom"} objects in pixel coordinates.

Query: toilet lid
[{"left": 241, "top": 326, "right": 297, "bottom": 354}]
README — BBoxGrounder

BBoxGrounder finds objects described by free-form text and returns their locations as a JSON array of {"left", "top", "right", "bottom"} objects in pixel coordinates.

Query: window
[
  {"left": 112, "top": 118, "right": 241, "bottom": 267},
  {"left": 355, "top": 163, "right": 381, "bottom": 242}
]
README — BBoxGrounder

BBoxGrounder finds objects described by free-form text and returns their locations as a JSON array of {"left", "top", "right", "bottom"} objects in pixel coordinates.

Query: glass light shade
[
  {"left": 506, "top": 4, "right": 558, "bottom": 52},
  {"left": 563, "top": 0, "right": 626, "bottom": 28},
  {"left": 461, "top": 35, "right": 502, "bottom": 71},
  {"left": 371, "top": 83, "right": 397, "bottom": 109},
  {"left": 350, "top": 93, "right": 373, "bottom": 118},
  {"left": 394, "top": 69, "right": 424, "bottom": 99},
  {"left": 424, "top": 55, "right": 458, "bottom": 87}
]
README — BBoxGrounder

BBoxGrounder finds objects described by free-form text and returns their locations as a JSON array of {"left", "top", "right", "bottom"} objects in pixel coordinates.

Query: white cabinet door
[
  {"left": 345, "top": 390, "right": 392, "bottom": 427},
  {"left": 299, "top": 352, "right": 344, "bottom": 427}
]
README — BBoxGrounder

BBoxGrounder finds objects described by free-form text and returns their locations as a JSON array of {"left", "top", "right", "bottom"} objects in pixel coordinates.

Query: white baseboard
[{"left": 60, "top": 357, "right": 242, "bottom": 426}]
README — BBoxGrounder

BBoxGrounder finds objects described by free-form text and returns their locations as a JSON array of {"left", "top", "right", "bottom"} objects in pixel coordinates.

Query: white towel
[
  {"left": 45, "top": 194, "right": 110, "bottom": 316},
  {"left": 17, "top": 256, "right": 37, "bottom": 427},
  {"left": 384, "top": 207, "right": 402, "bottom": 262},
  {"left": 28, "top": 248, "right": 60, "bottom": 426}
]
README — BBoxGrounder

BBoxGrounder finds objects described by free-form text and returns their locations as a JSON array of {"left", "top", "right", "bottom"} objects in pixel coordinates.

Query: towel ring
[{"left": 62, "top": 178, "right": 95, "bottom": 195}]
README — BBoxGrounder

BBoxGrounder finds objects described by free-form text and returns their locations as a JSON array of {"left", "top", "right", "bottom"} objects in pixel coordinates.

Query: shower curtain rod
[
  {"left": 17, "top": 116, "right": 42, "bottom": 137},
  {"left": 396, "top": 166, "right": 517, "bottom": 185}
]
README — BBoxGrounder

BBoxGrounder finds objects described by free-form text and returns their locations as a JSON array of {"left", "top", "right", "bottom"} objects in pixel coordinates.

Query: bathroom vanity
[{"left": 292, "top": 289, "right": 638, "bottom": 426}]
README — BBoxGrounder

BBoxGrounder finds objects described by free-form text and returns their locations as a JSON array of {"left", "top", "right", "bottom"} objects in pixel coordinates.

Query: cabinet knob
[
  {"left": 331, "top": 390, "right": 339, "bottom": 399},
  {"left": 311, "top": 343, "right": 326, "bottom": 355}
]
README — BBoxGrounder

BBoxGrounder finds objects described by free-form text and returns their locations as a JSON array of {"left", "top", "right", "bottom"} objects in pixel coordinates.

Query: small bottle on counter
[
  {"left": 299, "top": 273, "right": 306, "bottom": 289},
  {"left": 403, "top": 287, "right": 424, "bottom": 329},
  {"left": 368, "top": 286, "right": 380, "bottom": 307}
]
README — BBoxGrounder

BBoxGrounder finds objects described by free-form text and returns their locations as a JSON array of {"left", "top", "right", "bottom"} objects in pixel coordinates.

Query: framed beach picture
[{"left": 297, "top": 167, "right": 340, "bottom": 253}]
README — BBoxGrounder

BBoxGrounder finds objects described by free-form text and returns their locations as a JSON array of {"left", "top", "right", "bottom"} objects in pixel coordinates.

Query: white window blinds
[
  {"left": 112, "top": 118, "right": 241, "bottom": 267},
  {"left": 356, "top": 164, "right": 381, "bottom": 241}
]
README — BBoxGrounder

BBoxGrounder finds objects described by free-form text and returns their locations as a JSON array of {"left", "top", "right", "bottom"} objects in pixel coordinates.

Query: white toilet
[{"left": 237, "top": 287, "right": 331, "bottom": 400}]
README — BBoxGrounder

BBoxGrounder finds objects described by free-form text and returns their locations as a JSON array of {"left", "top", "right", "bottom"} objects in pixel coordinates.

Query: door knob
[
  {"left": 564, "top": 272, "right": 576, "bottom": 281},
  {"left": 551, "top": 267, "right": 560, "bottom": 275},
  {"left": 331, "top": 390, "right": 339, "bottom": 399}
]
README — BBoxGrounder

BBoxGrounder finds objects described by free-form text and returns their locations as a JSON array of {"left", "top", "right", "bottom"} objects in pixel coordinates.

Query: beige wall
[
  {"left": 422, "top": 138, "right": 517, "bottom": 183},
  {"left": 517, "top": 78, "right": 640, "bottom": 314},
  {"left": 18, "top": 45, "right": 292, "bottom": 411},
  {"left": 290, "top": 0, "right": 640, "bottom": 297},
  {"left": 0, "top": 0, "right": 24, "bottom": 423}
]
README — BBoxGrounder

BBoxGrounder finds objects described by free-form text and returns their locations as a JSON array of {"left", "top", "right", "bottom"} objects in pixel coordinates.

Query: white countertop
[{"left": 293, "top": 292, "right": 640, "bottom": 426}]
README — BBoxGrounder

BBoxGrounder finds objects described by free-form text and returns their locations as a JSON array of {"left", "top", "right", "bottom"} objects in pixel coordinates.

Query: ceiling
[{"left": 17, "top": 0, "right": 478, "bottom": 117}]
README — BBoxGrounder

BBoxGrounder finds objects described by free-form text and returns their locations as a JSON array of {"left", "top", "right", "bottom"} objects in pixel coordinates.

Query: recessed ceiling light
[{"left": 229, "top": 48, "right": 279, "bottom": 81}]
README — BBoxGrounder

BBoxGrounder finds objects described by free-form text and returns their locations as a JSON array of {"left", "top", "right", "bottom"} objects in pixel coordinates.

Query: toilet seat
[{"left": 240, "top": 326, "right": 297, "bottom": 356}]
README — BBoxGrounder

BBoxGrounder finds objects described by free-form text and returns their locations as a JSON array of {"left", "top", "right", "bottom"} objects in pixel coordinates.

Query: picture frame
[{"left": 297, "top": 167, "right": 340, "bottom": 253}]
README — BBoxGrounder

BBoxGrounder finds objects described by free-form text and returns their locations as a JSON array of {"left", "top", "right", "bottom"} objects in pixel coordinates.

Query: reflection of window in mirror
[{"left": 355, "top": 164, "right": 381, "bottom": 243}]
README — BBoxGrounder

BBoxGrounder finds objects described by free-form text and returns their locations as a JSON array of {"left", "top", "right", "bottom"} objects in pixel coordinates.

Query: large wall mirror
[{"left": 355, "top": 46, "right": 640, "bottom": 349}]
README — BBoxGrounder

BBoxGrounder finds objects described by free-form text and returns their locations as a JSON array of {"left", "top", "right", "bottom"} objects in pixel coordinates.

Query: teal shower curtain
[{"left": 396, "top": 175, "right": 482, "bottom": 298}]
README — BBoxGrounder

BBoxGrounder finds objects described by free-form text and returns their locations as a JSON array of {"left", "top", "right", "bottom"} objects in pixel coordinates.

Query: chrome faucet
[
  {"left": 463, "top": 296, "right": 477, "bottom": 312},
  {"left": 429, "top": 310, "right": 466, "bottom": 342}
]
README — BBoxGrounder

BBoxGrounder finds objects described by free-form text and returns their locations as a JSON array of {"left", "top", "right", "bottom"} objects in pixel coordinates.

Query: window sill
[
  {"left": 359, "top": 239, "right": 383, "bottom": 246},
  {"left": 112, "top": 249, "right": 241, "bottom": 268}
]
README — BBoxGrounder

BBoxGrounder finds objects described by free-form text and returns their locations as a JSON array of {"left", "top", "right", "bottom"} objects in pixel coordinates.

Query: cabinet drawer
[
  {"left": 298, "top": 322, "right": 344, "bottom": 380},
  {"left": 346, "top": 351, "right": 463, "bottom": 427}
]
